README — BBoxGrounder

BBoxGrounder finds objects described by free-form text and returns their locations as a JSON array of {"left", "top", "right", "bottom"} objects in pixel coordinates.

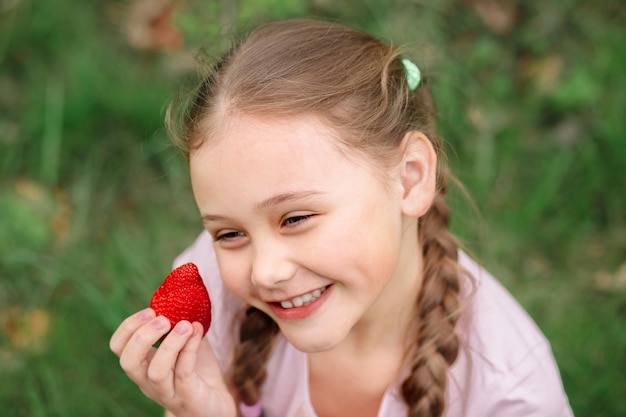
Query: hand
[{"left": 109, "top": 308, "right": 237, "bottom": 417}]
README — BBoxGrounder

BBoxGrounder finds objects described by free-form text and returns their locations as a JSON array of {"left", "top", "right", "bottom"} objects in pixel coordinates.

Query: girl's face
[{"left": 190, "top": 114, "right": 423, "bottom": 352}]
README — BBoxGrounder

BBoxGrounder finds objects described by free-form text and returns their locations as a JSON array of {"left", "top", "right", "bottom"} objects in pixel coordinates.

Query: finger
[
  {"left": 146, "top": 320, "right": 195, "bottom": 391},
  {"left": 119, "top": 316, "right": 172, "bottom": 382},
  {"left": 110, "top": 308, "right": 155, "bottom": 356},
  {"left": 173, "top": 322, "right": 205, "bottom": 382}
]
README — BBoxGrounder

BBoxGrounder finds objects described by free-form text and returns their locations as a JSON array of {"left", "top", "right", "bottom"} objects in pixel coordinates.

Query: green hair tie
[{"left": 401, "top": 58, "right": 421, "bottom": 91}]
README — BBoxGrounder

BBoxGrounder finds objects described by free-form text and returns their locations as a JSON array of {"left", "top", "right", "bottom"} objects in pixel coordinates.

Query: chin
[
  {"left": 279, "top": 326, "right": 348, "bottom": 353},
  {"left": 289, "top": 339, "right": 337, "bottom": 353}
]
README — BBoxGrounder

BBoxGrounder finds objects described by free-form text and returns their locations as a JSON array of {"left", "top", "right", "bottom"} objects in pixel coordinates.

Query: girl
[{"left": 110, "top": 19, "right": 574, "bottom": 417}]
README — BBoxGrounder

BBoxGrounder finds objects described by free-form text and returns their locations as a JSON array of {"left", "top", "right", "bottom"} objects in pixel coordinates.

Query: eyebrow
[
  {"left": 201, "top": 190, "right": 325, "bottom": 224},
  {"left": 256, "top": 190, "right": 324, "bottom": 210}
]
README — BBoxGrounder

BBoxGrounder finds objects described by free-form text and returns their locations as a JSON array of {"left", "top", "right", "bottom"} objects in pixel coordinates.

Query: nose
[{"left": 250, "top": 238, "right": 296, "bottom": 288}]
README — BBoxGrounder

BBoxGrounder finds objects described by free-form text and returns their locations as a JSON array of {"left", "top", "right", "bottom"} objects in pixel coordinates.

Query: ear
[{"left": 398, "top": 131, "right": 437, "bottom": 218}]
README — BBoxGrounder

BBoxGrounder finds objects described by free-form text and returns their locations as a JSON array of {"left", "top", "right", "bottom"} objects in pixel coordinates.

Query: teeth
[{"left": 280, "top": 286, "right": 327, "bottom": 309}]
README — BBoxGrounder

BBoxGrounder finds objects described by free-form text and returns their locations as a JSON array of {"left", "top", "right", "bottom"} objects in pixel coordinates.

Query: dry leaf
[
  {"left": 593, "top": 264, "right": 626, "bottom": 291},
  {"left": 125, "top": 0, "right": 182, "bottom": 51},
  {"left": 519, "top": 54, "right": 564, "bottom": 95},
  {"left": 2, "top": 307, "right": 50, "bottom": 352},
  {"left": 615, "top": 263, "right": 626, "bottom": 290},
  {"left": 15, "top": 178, "right": 46, "bottom": 203},
  {"left": 471, "top": 0, "right": 519, "bottom": 34},
  {"left": 52, "top": 187, "right": 72, "bottom": 244},
  {"left": 1, "top": 307, "right": 51, "bottom": 354},
  {"left": 552, "top": 118, "right": 584, "bottom": 148},
  {"left": 593, "top": 271, "right": 613, "bottom": 291}
]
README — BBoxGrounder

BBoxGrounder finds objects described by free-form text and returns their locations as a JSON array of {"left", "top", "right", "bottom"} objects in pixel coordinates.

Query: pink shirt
[{"left": 174, "top": 231, "right": 574, "bottom": 417}]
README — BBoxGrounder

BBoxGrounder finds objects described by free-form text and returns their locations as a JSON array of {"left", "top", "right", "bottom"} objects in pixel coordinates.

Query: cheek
[
  {"left": 311, "top": 212, "right": 401, "bottom": 280},
  {"left": 214, "top": 251, "right": 252, "bottom": 298}
]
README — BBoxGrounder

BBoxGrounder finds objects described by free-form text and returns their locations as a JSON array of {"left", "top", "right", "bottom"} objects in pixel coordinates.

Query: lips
[{"left": 268, "top": 285, "right": 332, "bottom": 320}]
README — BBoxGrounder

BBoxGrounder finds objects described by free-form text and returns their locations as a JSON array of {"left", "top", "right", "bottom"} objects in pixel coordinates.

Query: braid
[
  {"left": 402, "top": 181, "right": 462, "bottom": 417},
  {"left": 230, "top": 307, "right": 279, "bottom": 405}
]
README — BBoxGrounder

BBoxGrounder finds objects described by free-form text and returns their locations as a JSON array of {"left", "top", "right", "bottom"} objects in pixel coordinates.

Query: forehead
[
  {"left": 188, "top": 114, "right": 391, "bottom": 209},
  {"left": 192, "top": 113, "right": 352, "bottom": 167}
]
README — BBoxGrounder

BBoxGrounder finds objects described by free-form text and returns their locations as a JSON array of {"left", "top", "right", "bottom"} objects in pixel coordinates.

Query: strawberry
[{"left": 150, "top": 262, "right": 212, "bottom": 336}]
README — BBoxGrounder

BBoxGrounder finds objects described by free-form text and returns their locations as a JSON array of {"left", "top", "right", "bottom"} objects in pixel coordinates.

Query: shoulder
[
  {"left": 446, "top": 251, "right": 573, "bottom": 417},
  {"left": 173, "top": 231, "right": 245, "bottom": 372},
  {"left": 456, "top": 250, "right": 549, "bottom": 355}
]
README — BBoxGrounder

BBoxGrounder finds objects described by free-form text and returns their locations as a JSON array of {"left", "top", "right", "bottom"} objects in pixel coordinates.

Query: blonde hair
[{"left": 168, "top": 18, "right": 463, "bottom": 417}]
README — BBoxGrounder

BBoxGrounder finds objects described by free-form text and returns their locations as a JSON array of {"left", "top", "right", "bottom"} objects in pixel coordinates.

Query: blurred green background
[{"left": 1, "top": 0, "right": 624, "bottom": 416}]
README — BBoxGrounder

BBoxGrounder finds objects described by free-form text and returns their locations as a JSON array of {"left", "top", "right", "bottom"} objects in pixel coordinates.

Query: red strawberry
[{"left": 150, "top": 263, "right": 212, "bottom": 336}]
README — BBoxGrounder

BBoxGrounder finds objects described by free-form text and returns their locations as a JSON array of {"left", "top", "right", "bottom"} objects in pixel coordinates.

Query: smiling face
[{"left": 190, "top": 114, "right": 427, "bottom": 352}]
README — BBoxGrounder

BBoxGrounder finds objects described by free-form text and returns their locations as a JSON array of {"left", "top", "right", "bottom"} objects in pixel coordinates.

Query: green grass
[{"left": 1, "top": 0, "right": 624, "bottom": 416}]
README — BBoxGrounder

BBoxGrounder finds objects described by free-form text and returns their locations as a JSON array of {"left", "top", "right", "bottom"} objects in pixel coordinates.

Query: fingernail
[
  {"left": 174, "top": 322, "right": 189, "bottom": 335},
  {"left": 139, "top": 309, "right": 154, "bottom": 321},
  {"left": 152, "top": 316, "right": 168, "bottom": 330}
]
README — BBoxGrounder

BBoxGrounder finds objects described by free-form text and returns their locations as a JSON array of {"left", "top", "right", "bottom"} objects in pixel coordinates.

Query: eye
[
  {"left": 282, "top": 214, "right": 314, "bottom": 228},
  {"left": 214, "top": 230, "right": 245, "bottom": 242}
]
